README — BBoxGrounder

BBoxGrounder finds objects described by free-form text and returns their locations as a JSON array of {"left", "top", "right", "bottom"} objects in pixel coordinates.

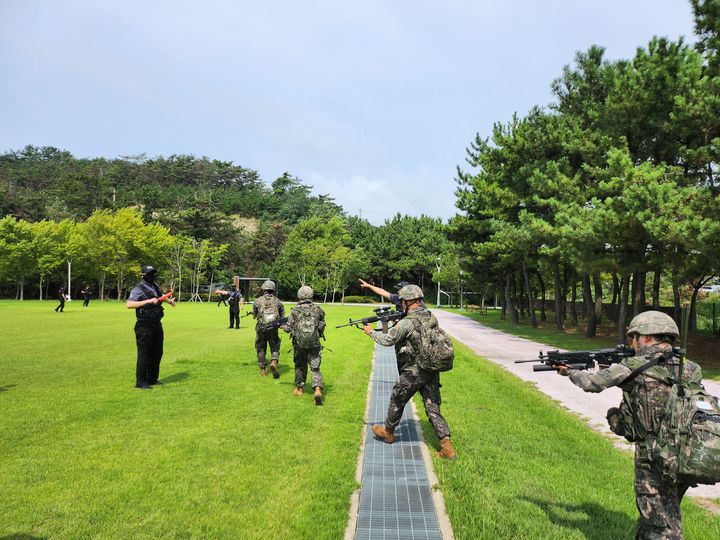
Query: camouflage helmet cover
[
  {"left": 627, "top": 310, "right": 679, "bottom": 339},
  {"left": 297, "top": 285, "right": 314, "bottom": 300},
  {"left": 398, "top": 284, "right": 424, "bottom": 301},
  {"left": 261, "top": 280, "right": 276, "bottom": 291}
]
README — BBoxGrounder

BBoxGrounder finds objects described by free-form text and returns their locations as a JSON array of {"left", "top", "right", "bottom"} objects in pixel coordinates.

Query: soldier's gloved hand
[
  {"left": 555, "top": 365, "right": 570, "bottom": 376},
  {"left": 362, "top": 324, "right": 373, "bottom": 335}
]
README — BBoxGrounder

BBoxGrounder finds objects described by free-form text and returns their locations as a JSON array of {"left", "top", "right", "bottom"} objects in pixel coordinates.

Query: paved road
[{"left": 432, "top": 308, "right": 720, "bottom": 499}]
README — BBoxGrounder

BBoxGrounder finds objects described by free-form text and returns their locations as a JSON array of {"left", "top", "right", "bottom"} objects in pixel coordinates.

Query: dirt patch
[
  {"left": 232, "top": 216, "right": 258, "bottom": 233},
  {"left": 694, "top": 498, "right": 720, "bottom": 515}
]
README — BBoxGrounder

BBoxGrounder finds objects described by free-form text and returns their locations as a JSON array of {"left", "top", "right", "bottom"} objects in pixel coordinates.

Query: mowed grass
[
  {"left": 0, "top": 300, "right": 374, "bottom": 539},
  {"left": 2, "top": 301, "right": 718, "bottom": 539},
  {"left": 417, "top": 339, "right": 720, "bottom": 539}
]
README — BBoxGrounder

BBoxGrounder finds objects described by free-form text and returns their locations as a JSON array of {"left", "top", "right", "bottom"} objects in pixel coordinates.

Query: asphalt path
[{"left": 432, "top": 308, "right": 720, "bottom": 499}]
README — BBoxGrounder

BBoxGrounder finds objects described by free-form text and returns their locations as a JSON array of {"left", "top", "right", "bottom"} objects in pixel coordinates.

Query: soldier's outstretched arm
[{"left": 564, "top": 363, "right": 633, "bottom": 393}]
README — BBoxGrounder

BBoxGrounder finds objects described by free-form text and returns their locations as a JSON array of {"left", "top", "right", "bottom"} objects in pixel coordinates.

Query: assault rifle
[
  {"left": 257, "top": 316, "right": 289, "bottom": 332},
  {"left": 241, "top": 311, "right": 253, "bottom": 318},
  {"left": 336, "top": 306, "right": 405, "bottom": 329},
  {"left": 515, "top": 344, "right": 636, "bottom": 372}
]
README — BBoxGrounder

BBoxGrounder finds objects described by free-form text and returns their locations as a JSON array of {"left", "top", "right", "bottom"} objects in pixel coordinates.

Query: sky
[{"left": 0, "top": 1, "right": 698, "bottom": 224}]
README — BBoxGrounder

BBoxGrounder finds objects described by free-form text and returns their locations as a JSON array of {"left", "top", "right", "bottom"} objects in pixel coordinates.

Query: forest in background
[{"left": 2, "top": 1, "right": 720, "bottom": 341}]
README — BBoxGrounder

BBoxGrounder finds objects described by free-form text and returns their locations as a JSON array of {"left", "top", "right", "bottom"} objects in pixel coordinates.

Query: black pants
[
  {"left": 83, "top": 297, "right": 90, "bottom": 307},
  {"left": 229, "top": 306, "right": 239, "bottom": 328},
  {"left": 134, "top": 320, "right": 164, "bottom": 386},
  {"left": 55, "top": 298, "right": 65, "bottom": 312}
]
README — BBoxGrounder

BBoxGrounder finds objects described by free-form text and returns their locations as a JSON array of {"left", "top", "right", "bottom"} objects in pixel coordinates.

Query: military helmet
[
  {"left": 398, "top": 284, "right": 424, "bottom": 301},
  {"left": 297, "top": 285, "right": 313, "bottom": 300},
  {"left": 261, "top": 280, "right": 276, "bottom": 291},
  {"left": 627, "top": 310, "right": 679, "bottom": 340}
]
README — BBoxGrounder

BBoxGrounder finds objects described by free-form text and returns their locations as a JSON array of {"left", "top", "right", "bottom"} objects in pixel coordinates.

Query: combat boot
[
  {"left": 293, "top": 387, "right": 304, "bottom": 396},
  {"left": 313, "top": 387, "right": 323, "bottom": 406},
  {"left": 260, "top": 368, "right": 267, "bottom": 376},
  {"left": 270, "top": 360, "right": 280, "bottom": 379},
  {"left": 436, "top": 437, "right": 456, "bottom": 461},
  {"left": 371, "top": 424, "right": 395, "bottom": 444}
]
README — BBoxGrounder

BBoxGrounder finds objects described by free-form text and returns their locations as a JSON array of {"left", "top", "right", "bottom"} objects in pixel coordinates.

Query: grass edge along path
[{"left": 414, "top": 339, "right": 720, "bottom": 539}]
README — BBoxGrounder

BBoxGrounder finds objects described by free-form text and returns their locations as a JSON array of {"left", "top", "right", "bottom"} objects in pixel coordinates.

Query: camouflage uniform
[
  {"left": 285, "top": 300, "right": 326, "bottom": 389},
  {"left": 568, "top": 342, "right": 703, "bottom": 540},
  {"left": 370, "top": 306, "right": 450, "bottom": 439},
  {"left": 252, "top": 292, "right": 284, "bottom": 370}
]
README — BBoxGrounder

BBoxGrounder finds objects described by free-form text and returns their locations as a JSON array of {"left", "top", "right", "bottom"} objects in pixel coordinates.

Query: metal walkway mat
[{"left": 355, "top": 343, "right": 442, "bottom": 540}]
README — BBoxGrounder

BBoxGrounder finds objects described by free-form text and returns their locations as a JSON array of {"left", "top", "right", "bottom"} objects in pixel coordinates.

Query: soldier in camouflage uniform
[
  {"left": 363, "top": 284, "right": 456, "bottom": 460},
  {"left": 252, "top": 280, "right": 285, "bottom": 378},
  {"left": 556, "top": 311, "right": 707, "bottom": 540},
  {"left": 282, "top": 285, "right": 326, "bottom": 405}
]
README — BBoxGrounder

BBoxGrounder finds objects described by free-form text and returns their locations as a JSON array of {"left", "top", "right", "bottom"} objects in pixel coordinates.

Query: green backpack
[
  {"left": 292, "top": 304, "right": 321, "bottom": 350},
  {"left": 407, "top": 312, "right": 454, "bottom": 372},
  {"left": 654, "top": 384, "right": 720, "bottom": 485}
]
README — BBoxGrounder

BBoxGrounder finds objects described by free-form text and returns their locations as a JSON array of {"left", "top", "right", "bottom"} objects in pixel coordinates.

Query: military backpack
[
  {"left": 292, "top": 304, "right": 321, "bottom": 349},
  {"left": 654, "top": 384, "right": 720, "bottom": 485},
  {"left": 407, "top": 312, "right": 454, "bottom": 372},
  {"left": 256, "top": 295, "right": 280, "bottom": 325},
  {"left": 613, "top": 353, "right": 720, "bottom": 484}
]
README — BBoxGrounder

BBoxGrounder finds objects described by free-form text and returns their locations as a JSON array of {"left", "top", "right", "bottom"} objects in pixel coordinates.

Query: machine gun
[
  {"left": 335, "top": 306, "right": 405, "bottom": 329},
  {"left": 514, "top": 344, "right": 636, "bottom": 372}
]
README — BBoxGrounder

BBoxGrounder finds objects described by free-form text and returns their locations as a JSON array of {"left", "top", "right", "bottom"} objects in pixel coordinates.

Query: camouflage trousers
[
  {"left": 293, "top": 346, "right": 323, "bottom": 389},
  {"left": 255, "top": 329, "right": 280, "bottom": 369},
  {"left": 385, "top": 364, "right": 450, "bottom": 440},
  {"left": 634, "top": 449, "right": 690, "bottom": 540}
]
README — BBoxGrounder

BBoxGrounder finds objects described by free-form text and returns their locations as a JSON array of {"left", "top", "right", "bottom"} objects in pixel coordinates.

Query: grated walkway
[{"left": 355, "top": 343, "right": 442, "bottom": 540}]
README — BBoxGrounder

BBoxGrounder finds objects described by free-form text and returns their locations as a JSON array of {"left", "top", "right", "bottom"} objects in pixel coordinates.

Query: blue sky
[{"left": 0, "top": 1, "right": 696, "bottom": 224}]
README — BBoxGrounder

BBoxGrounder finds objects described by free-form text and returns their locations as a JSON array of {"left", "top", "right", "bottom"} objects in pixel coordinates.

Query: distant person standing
[
  {"left": 81, "top": 285, "right": 92, "bottom": 307},
  {"left": 252, "top": 280, "right": 284, "bottom": 378},
  {"left": 126, "top": 265, "right": 176, "bottom": 389},
  {"left": 54, "top": 285, "right": 66, "bottom": 312},
  {"left": 216, "top": 285, "right": 244, "bottom": 328}
]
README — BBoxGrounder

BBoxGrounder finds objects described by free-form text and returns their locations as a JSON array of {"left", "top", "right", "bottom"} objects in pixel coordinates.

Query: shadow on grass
[
  {"left": 160, "top": 371, "right": 190, "bottom": 384},
  {"left": 0, "top": 384, "right": 17, "bottom": 393},
  {"left": 519, "top": 496, "right": 635, "bottom": 540}
]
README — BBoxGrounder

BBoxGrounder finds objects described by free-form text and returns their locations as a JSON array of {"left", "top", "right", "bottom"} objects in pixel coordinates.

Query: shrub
[{"left": 342, "top": 295, "right": 376, "bottom": 304}]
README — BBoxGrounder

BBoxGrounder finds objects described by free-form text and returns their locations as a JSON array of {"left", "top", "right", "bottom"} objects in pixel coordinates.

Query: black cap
[
  {"left": 393, "top": 281, "right": 410, "bottom": 290},
  {"left": 141, "top": 265, "right": 156, "bottom": 275}
]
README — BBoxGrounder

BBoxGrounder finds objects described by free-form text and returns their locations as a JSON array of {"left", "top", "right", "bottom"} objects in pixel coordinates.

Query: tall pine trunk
[
  {"left": 593, "top": 274, "right": 603, "bottom": 325},
  {"left": 618, "top": 272, "right": 631, "bottom": 343},
  {"left": 505, "top": 271, "right": 518, "bottom": 324},
  {"left": 522, "top": 261, "right": 537, "bottom": 328},
  {"left": 582, "top": 273, "right": 596, "bottom": 337},
  {"left": 652, "top": 266, "right": 661, "bottom": 309},
  {"left": 552, "top": 259, "right": 564, "bottom": 329}
]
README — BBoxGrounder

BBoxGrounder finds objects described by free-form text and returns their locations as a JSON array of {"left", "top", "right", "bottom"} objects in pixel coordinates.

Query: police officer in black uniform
[
  {"left": 81, "top": 285, "right": 92, "bottom": 307},
  {"left": 126, "top": 265, "right": 176, "bottom": 389},
  {"left": 227, "top": 285, "right": 244, "bottom": 329}
]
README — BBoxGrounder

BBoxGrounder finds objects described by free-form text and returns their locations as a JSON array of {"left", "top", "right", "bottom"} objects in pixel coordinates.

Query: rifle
[
  {"left": 241, "top": 311, "right": 253, "bottom": 318},
  {"left": 335, "top": 306, "right": 405, "bottom": 329},
  {"left": 514, "top": 344, "right": 636, "bottom": 372},
  {"left": 257, "top": 316, "right": 289, "bottom": 332}
]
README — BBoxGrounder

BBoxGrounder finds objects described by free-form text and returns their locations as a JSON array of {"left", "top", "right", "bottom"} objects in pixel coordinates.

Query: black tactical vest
[{"left": 134, "top": 280, "right": 164, "bottom": 322}]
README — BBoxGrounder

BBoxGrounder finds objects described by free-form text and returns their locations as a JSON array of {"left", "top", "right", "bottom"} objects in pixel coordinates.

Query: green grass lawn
[
  {"left": 0, "top": 300, "right": 374, "bottom": 539},
  {"left": 2, "top": 301, "right": 718, "bottom": 539}
]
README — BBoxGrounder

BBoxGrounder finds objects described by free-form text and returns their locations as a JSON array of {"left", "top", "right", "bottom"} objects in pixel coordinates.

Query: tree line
[{"left": 451, "top": 1, "right": 720, "bottom": 339}]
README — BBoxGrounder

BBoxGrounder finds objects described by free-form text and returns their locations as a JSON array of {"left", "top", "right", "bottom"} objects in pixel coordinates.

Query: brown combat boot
[
  {"left": 436, "top": 437, "right": 456, "bottom": 461},
  {"left": 314, "top": 387, "right": 323, "bottom": 406},
  {"left": 270, "top": 360, "right": 280, "bottom": 379},
  {"left": 371, "top": 424, "right": 395, "bottom": 444},
  {"left": 260, "top": 368, "right": 267, "bottom": 376},
  {"left": 293, "top": 386, "right": 304, "bottom": 396}
]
